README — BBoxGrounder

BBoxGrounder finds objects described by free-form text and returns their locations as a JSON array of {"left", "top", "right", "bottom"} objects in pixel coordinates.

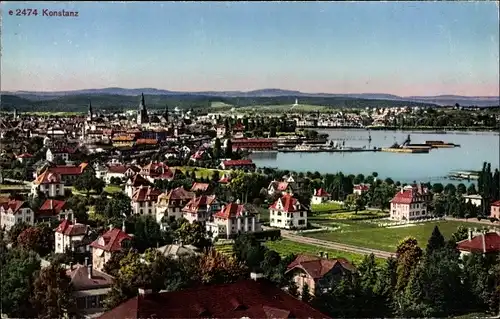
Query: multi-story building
[
  {"left": 89, "top": 227, "right": 132, "bottom": 272},
  {"left": 125, "top": 174, "right": 152, "bottom": 198},
  {"left": 37, "top": 199, "right": 74, "bottom": 222},
  {"left": 490, "top": 200, "right": 500, "bottom": 219},
  {"left": 269, "top": 194, "right": 308, "bottom": 229},
  {"left": 220, "top": 159, "right": 256, "bottom": 171},
  {"left": 182, "top": 195, "right": 220, "bottom": 224},
  {"left": 140, "top": 161, "right": 175, "bottom": 183},
  {"left": 104, "top": 165, "right": 139, "bottom": 184},
  {"left": 390, "top": 184, "right": 432, "bottom": 221},
  {"left": 156, "top": 187, "right": 195, "bottom": 222},
  {"left": 206, "top": 202, "right": 262, "bottom": 239},
  {"left": 286, "top": 254, "right": 356, "bottom": 297},
  {"left": 31, "top": 170, "right": 65, "bottom": 198},
  {"left": 54, "top": 219, "right": 90, "bottom": 254},
  {"left": 0, "top": 200, "right": 34, "bottom": 231},
  {"left": 36, "top": 162, "right": 89, "bottom": 186},
  {"left": 67, "top": 261, "right": 114, "bottom": 318},
  {"left": 456, "top": 229, "right": 500, "bottom": 258},
  {"left": 131, "top": 185, "right": 162, "bottom": 216},
  {"left": 311, "top": 188, "right": 331, "bottom": 205}
]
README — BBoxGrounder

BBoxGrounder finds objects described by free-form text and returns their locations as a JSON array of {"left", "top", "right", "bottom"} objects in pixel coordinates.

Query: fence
[{"left": 377, "top": 216, "right": 446, "bottom": 228}]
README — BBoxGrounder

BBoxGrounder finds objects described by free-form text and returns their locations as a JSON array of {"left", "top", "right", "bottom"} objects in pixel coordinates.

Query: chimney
[
  {"left": 50, "top": 200, "right": 53, "bottom": 210},
  {"left": 318, "top": 251, "right": 323, "bottom": 258},
  {"left": 87, "top": 265, "right": 93, "bottom": 279},
  {"left": 468, "top": 228, "right": 473, "bottom": 241},
  {"left": 400, "top": 188, "right": 404, "bottom": 194},
  {"left": 122, "top": 219, "right": 126, "bottom": 233},
  {"left": 250, "top": 272, "right": 264, "bottom": 281},
  {"left": 138, "top": 288, "right": 153, "bottom": 296},
  {"left": 74, "top": 218, "right": 77, "bottom": 225},
  {"left": 324, "top": 252, "right": 329, "bottom": 259},
  {"left": 85, "top": 257, "right": 89, "bottom": 266}
]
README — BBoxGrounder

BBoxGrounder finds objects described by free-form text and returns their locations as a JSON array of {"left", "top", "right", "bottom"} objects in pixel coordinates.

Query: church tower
[
  {"left": 164, "top": 104, "right": 169, "bottom": 122},
  {"left": 87, "top": 100, "right": 93, "bottom": 121},
  {"left": 137, "top": 93, "right": 149, "bottom": 125}
]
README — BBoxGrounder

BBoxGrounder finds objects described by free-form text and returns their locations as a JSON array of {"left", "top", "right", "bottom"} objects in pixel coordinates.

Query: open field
[
  {"left": 310, "top": 202, "right": 344, "bottom": 212},
  {"left": 104, "top": 185, "right": 123, "bottom": 194},
  {"left": 303, "top": 219, "right": 491, "bottom": 252},
  {"left": 172, "top": 166, "right": 229, "bottom": 179},
  {"left": 236, "top": 104, "right": 332, "bottom": 113},
  {"left": 264, "top": 239, "right": 384, "bottom": 265},
  {"left": 0, "top": 184, "right": 30, "bottom": 190}
]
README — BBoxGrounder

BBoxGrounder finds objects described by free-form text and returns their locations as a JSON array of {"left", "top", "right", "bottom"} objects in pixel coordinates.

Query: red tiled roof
[
  {"left": 457, "top": 232, "right": 500, "bottom": 253},
  {"left": 132, "top": 186, "right": 162, "bottom": 202},
  {"left": 286, "top": 254, "right": 356, "bottom": 279},
  {"left": 55, "top": 219, "right": 88, "bottom": 236},
  {"left": 136, "top": 138, "right": 158, "bottom": 145},
  {"left": 107, "top": 165, "right": 128, "bottom": 174},
  {"left": 222, "top": 159, "right": 255, "bottom": 167},
  {"left": 0, "top": 200, "right": 27, "bottom": 214},
  {"left": 90, "top": 228, "right": 132, "bottom": 252},
  {"left": 353, "top": 184, "right": 370, "bottom": 191},
  {"left": 214, "top": 203, "right": 249, "bottom": 219},
  {"left": 163, "top": 187, "right": 195, "bottom": 202},
  {"left": 390, "top": 189, "right": 421, "bottom": 205},
  {"left": 38, "top": 199, "right": 67, "bottom": 217},
  {"left": 141, "top": 162, "right": 174, "bottom": 179},
  {"left": 67, "top": 264, "right": 114, "bottom": 291},
  {"left": 183, "top": 195, "right": 217, "bottom": 213},
  {"left": 269, "top": 194, "right": 303, "bottom": 213},
  {"left": 34, "top": 170, "right": 61, "bottom": 185},
  {"left": 98, "top": 279, "right": 331, "bottom": 319},
  {"left": 47, "top": 163, "right": 88, "bottom": 176},
  {"left": 127, "top": 174, "right": 152, "bottom": 187},
  {"left": 276, "top": 182, "right": 290, "bottom": 191},
  {"left": 492, "top": 200, "right": 500, "bottom": 207},
  {"left": 314, "top": 188, "right": 330, "bottom": 197},
  {"left": 219, "top": 175, "right": 231, "bottom": 184},
  {"left": 16, "top": 153, "right": 33, "bottom": 158},
  {"left": 191, "top": 182, "right": 210, "bottom": 192},
  {"left": 49, "top": 147, "right": 77, "bottom": 154}
]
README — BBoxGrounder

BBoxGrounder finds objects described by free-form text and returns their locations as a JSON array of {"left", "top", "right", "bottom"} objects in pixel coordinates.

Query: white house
[
  {"left": 311, "top": 188, "right": 331, "bottom": 205},
  {"left": 353, "top": 184, "right": 370, "bottom": 195},
  {"left": 269, "top": 194, "right": 308, "bottom": 229},
  {"left": 31, "top": 170, "right": 65, "bottom": 198},
  {"left": 54, "top": 219, "right": 90, "bottom": 254},
  {"left": 46, "top": 147, "right": 74, "bottom": 162},
  {"left": 206, "top": 202, "right": 262, "bottom": 239},
  {"left": 390, "top": 185, "right": 429, "bottom": 221},
  {"left": 0, "top": 200, "right": 34, "bottom": 231},
  {"left": 131, "top": 185, "right": 162, "bottom": 216},
  {"left": 463, "top": 194, "right": 482, "bottom": 207},
  {"left": 182, "top": 195, "right": 220, "bottom": 224},
  {"left": 125, "top": 174, "right": 152, "bottom": 198}
]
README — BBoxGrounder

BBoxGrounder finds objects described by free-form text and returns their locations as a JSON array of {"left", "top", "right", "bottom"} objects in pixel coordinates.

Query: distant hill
[{"left": 1, "top": 87, "right": 498, "bottom": 112}]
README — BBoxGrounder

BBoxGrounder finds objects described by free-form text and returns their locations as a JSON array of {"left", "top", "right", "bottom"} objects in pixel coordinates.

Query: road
[{"left": 280, "top": 230, "right": 394, "bottom": 259}]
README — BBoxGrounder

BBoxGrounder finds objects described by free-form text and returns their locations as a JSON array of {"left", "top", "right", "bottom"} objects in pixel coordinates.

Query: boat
[
  {"left": 425, "top": 140, "right": 460, "bottom": 148},
  {"left": 381, "top": 148, "right": 430, "bottom": 154}
]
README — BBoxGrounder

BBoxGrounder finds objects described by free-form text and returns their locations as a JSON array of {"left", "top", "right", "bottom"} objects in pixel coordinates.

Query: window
[
  {"left": 298, "top": 220, "right": 305, "bottom": 225},
  {"left": 140, "top": 210, "right": 143, "bottom": 214},
  {"left": 88, "top": 295, "right": 97, "bottom": 308},
  {"left": 77, "top": 297, "right": 86, "bottom": 309},
  {"left": 300, "top": 212, "right": 304, "bottom": 217},
  {"left": 148, "top": 209, "right": 152, "bottom": 214},
  {"left": 277, "top": 212, "right": 282, "bottom": 216},
  {"left": 26, "top": 216, "right": 31, "bottom": 222}
]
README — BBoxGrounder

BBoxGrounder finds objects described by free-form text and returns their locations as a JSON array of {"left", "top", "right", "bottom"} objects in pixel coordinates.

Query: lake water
[{"left": 249, "top": 129, "right": 500, "bottom": 185}]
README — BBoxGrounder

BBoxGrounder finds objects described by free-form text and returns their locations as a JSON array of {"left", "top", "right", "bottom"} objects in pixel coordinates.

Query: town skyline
[{"left": 2, "top": 1, "right": 499, "bottom": 96}]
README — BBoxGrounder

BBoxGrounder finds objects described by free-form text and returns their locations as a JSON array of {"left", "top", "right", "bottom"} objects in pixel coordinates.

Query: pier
[{"left": 278, "top": 148, "right": 381, "bottom": 153}]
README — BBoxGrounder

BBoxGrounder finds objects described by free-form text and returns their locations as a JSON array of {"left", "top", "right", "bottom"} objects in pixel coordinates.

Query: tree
[
  {"left": 213, "top": 138, "right": 222, "bottom": 159},
  {"left": 467, "top": 183, "right": 478, "bottom": 195},
  {"left": 74, "top": 169, "right": 104, "bottom": 196},
  {"left": 426, "top": 226, "right": 445, "bottom": 255},
  {"left": 127, "top": 215, "right": 167, "bottom": 253},
  {"left": 233, "top": 234, "right": 267, "bottom": 271},
  {"left": 196, "top": 248, "right": 248, "bottom": 285},
  {"left": 52, "top": 155, "right": 66, "bottom": 165},
  {"left": 174, "top": 220, "right": 211, "bottom": 249},
  {"left": 225, "top": 139, "right": 233, "bottom": 158},
  {"left": 432, "top": 183, "right": 444, "bottom": 194},
  {"left": 395, "top": 237, "right": 422, "bottom": 293},
  {"left": 17, "top": 223, "right": 54, "bottom": 257},
  {"left": 103, "top": 251, "right": 128, "bottom": 277},
  {"left": 7, "top": 221, "right": 29, "bottom": 243},
  {"left": 301, "top": 283, "right": 312, "bottom": 303},
  {"left": 31, "top": 264, "right": 75, "bottom": 319},
  {"left": 0, "top": 248, "right": 40, "bottom": 318},
  {"left": 456, "top": 183, "right": 467, "bottom": 195}
]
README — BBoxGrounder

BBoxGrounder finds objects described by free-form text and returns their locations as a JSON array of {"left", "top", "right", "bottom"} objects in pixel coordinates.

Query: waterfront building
[
  {"left": 463, "top": 194, "right": 483, "bottom": 207},
  {"left": 219, "top": 159, "right": 256, "bottom": 171},
  {"left": 311, "top": 188, "right": 331, "bottom": 205},
  {"left": 269, "top": 194, "right": 308, "bottom": 229},
  {"left": 491, "top": 200, "right": 500, "bottom": 219},
  {"left": 389, "top": 185, "right": 430, "bottom": 221}
]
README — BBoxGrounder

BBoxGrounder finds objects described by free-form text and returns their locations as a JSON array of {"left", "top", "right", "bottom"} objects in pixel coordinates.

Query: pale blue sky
[{"left": 1, "top": 1, "right": 499, "bottom": 96}]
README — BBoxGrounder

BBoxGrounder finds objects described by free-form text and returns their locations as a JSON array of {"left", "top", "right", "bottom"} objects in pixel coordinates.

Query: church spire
[
  {"left": 88, "top": 100, "right": 93, "bottom": 120},
  {"left": 164, "top": 104, "right": 169, "bottom": 122},
  {"left": 139, "top": 93, "right": 146, "bottom": 111}
]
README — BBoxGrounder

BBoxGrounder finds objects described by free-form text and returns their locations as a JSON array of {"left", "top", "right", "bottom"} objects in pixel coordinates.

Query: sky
[{"left": 1, "top": 1, "right": 499, "bottom": 96}]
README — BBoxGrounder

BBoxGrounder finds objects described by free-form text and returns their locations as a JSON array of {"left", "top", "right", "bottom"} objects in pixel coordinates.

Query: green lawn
[
  {"left": 310, "top": 210, "right": 389, "bottom": 222},
  {"left": 172, "top": 166, "right": 229, "bottom": 179},
  {"left": 311, "top": 202, "right": 344, "bottom": 212},
  {"left": 264, "top": 239, "right": 385, "bottom": 266},
  {"left": 0, "top": 184, "right": 30, "bottom": 190},
  {"left": 303, "top": 220, "right": 483, "bottom": 252},
  {"left": 214, "top": 243, "right": 234, "bottom": 256},
  {"left": 104, "top": 185, "right": 123, "bottom": 194}
]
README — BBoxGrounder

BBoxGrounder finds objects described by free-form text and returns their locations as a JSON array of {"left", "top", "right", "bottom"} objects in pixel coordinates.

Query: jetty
[{"left": 448, "top": 170, "right": 480, "bottom": 180}]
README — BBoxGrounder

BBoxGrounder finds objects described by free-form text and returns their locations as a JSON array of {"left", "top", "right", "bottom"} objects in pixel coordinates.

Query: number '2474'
[{"left": 16, "top": 9, "right": 38, "bottom": 16}]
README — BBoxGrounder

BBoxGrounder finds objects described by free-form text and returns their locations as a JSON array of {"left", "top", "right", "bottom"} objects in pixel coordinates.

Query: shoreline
[{"left": 309, "top": 126, "right": 499, "bottom": 133}]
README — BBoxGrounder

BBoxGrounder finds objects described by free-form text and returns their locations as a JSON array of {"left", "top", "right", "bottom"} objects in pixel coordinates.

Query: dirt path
[{"left": 281, "top": 231, "right": 394, "bottom": 259}]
